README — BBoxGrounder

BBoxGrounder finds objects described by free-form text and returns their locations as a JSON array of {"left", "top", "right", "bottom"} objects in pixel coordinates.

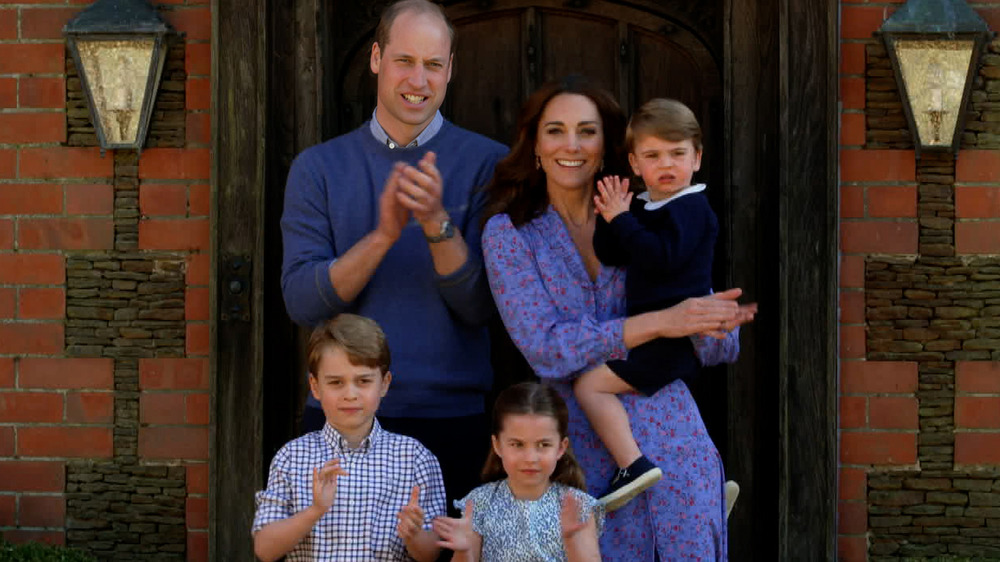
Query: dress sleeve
[
  {"left": 482, "top": 214, "right": 627, "bottom": 380},
  {"left": 593, "top": 214, "right": 629, "bottom": 267},
  {"left": 279, "top": 151, "right": 351, "bottom": 328},
  {"left": 455, "top": 484, "right": 491, "bottom": 537},
  {"left": 568, "top": 487, "right": 606, "bottom": 537},
  {"left": 252, "top": 448, "right": 295, "bottom": 534},
  {"left": 692, "top": 326, "right": 741, "bottom": 365}
]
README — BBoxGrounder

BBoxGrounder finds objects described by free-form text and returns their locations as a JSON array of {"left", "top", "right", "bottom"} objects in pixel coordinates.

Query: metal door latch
[{"left": 221, "top": 254, "right": 251, "bottom": 322}]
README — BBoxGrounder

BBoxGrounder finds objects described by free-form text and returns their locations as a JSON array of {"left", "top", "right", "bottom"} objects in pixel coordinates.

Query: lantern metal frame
[
  {"left": 876, "top": 0, "right": 993, "bottom": 157},
  {"left": 63, "top": 0, "right": 172, "bottom": 152}
]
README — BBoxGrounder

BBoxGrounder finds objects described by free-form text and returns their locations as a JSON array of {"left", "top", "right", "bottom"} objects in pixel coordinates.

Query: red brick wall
[
  {"left": 0, "top": 1, "right": 211, "bottom": 560},
  {"left": 840, "top": 2, "right": 1000, "bottom": 560}
]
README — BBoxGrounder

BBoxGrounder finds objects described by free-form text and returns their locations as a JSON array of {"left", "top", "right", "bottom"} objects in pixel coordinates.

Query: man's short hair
[
  {"left": 307, "top": 314, "right": 391, "bottom": 376},
  {"left": 374, "top": 0, "right": 455, "bottom": 54},
  {"left": 626, "top": 98, "right": 703, "bottom": 152}
]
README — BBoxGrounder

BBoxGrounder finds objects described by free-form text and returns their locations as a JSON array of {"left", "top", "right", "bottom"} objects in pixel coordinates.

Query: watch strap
[{"left": 424, "top": 220, "right": 455, "bottom": 243}]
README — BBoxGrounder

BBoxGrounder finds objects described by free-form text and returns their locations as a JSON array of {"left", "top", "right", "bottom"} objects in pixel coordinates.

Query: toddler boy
[{"left": 576, "top": 98, "right": 718, "bottom": 511}]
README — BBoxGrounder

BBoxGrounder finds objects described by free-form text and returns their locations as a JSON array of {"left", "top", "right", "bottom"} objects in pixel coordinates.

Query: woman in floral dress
[{"left": 481, "top": 76, "right": 753, "bottom": 561}]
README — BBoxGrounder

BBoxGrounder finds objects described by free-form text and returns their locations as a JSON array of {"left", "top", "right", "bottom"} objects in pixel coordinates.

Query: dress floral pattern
[
  {"left": 456, "top": 480, "right": 604, "bottom": 562},
  {"left": 482, "top": 208, "right": 727, "bottom": 562}
]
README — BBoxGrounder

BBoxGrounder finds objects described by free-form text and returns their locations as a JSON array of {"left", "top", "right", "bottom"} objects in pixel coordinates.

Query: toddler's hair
[
  {"left": 626, "top": 98, "right": 702, "bottom": 152},
  {"left": 306, "top": 314, "right": 391, "bottom": 377},
  {"left": 481, "top": 382, "right": 587, "bottom": 490}
]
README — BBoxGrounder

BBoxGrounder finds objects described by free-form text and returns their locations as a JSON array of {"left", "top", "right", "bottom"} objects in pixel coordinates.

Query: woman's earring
[
  {"left": 535, "top": 155, "right": 541, "bottom": 170},
  {"left": 599, "top": 159, "right": 605, "bottom": 172}
]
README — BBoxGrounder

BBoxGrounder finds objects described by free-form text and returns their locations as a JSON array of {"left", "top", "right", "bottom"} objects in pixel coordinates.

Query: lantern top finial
[
  {"left": 63, "top": 0, "right": 170, "bottom": 36},
  {"left": 879, "top": 0, "right": 991, "bottom": 35}
]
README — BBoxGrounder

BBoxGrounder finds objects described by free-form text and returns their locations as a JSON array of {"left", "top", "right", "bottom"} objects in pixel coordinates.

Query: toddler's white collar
[{"left": 638, "top": 183, "right": 707, "bottom": 210}]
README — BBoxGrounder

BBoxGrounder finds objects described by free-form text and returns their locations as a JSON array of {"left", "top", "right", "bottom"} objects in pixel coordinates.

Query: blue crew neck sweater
[{"left": 281, "top": 121, "right": 508, "bottom": 417}]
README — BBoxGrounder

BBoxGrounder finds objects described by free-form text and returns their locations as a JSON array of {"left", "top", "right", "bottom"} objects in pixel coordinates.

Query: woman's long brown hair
[
  {"left": 481, "top": 382, "right": 587, "bottom": 491},
  {"left": 483, "top": 75, "right": 628, "bottom": 227}
]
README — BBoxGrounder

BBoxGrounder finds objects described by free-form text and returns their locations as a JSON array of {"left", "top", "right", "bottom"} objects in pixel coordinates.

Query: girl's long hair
[
  {"left": 481, "top": 382, "right": 587, "bottom": 490},
  {"left": 483, "top": 75, "right": 628, "bottom": 227}
]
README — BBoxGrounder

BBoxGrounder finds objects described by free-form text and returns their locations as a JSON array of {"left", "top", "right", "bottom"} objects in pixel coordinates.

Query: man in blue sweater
[{"left": 280, "top": 0, "right": 507, "bottom": 511}]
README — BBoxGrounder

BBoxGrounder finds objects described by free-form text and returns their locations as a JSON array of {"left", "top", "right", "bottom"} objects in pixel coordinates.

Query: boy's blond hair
[
  {"left": 626, "top": 98, "right": 702, "bottom": 152},
  {"left": 306, "top": 314, "right": 391, "bottom": 376}
]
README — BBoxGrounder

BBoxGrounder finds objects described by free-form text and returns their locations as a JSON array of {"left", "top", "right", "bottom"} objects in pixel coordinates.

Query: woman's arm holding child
[
  {"left": 397, "top": 486, "right": 442, "bottom": 562},
  {"left": 253, "top": 460, "right": 347, "bottom": 562}
]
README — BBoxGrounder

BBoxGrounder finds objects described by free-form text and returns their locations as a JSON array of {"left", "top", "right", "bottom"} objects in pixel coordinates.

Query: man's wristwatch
[{"left": 424, "top": 219, "right": 456, "bottom": 243}]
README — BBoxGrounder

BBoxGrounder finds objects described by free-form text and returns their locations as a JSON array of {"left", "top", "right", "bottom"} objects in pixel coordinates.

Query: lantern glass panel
[
  {"left": 76, "top": 38, "right": 156, "bottom": 145},
  {"left": 892, "top": 38, "right": 974, "bottom": 148}
]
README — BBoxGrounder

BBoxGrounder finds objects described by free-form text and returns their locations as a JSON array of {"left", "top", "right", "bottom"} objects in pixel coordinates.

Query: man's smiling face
[{"left": 370, "top": 9, "right": 453, "bottom": 146}]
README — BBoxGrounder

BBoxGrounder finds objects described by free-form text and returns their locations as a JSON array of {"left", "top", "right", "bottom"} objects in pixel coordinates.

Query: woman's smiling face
[{"left": 535, "top": 93, "right": 605, "bottom": 195}]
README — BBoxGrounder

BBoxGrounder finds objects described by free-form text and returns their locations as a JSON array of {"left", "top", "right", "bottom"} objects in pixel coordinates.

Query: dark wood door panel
[
  {"left": 447, "top": 11, "right": 523, "bottom": 143},
  {"left": 539, "top": 11, "right": 618, "bottom": 91},
  {"left": 330, "top": 0, "right": 721, "bottom": 141}
]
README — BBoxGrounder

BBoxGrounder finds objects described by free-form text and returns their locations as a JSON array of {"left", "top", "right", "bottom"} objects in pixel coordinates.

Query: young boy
[
  {"left": 575, "top": 98, "right": 719, "bottom": 511},
  {"left": 252, "top": 314, "right": 445, "bottom": 561}
]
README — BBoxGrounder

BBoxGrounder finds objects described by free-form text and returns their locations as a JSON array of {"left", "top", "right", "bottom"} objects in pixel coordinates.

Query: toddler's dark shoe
[{"left": 598, "top": 456, "right": 663, "bottom": 511}]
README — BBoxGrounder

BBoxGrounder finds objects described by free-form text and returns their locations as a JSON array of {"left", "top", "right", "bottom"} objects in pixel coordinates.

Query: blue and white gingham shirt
[{"left": 253, "top": 419, "right": 447, "bottom": 561}]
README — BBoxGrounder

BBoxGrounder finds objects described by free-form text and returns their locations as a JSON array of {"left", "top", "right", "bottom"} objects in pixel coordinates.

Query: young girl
[{"left": 433, "top": 382, "right": 603, "bottom": 562}]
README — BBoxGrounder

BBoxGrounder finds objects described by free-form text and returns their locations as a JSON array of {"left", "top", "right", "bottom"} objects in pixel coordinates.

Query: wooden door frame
[{"left": 210, "top": 0, "right": 839, "bottom": 559}]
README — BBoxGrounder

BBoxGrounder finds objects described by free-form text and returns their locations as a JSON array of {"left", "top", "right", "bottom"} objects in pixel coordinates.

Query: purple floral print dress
[{"left": 483, "top": 208, "right": 728, "bottom": 562}]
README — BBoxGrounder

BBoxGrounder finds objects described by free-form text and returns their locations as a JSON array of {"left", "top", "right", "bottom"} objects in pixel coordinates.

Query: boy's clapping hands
[
  {"left": 397, "top": 485, "right": 444, "bottom": 562},
  {"left": 397, "top": 485, "right": 425, "bottom": 541},
  {"left": 312, "top": 459, "right": 348, "bottom": 512}
]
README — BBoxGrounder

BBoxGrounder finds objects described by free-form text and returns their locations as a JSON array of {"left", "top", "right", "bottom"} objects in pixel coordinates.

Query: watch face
[{"left": 426, "top": 220, "right": 455, "bottom": 242}]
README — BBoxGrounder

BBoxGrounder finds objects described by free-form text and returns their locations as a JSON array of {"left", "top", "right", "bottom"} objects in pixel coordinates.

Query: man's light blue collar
[{"left": 369, "top": 109, "right": 443, "bottom": 149}]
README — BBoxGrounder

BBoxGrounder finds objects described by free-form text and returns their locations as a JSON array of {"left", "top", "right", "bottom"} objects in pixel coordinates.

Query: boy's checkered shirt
[{"left": 252, "top": 419, "right": 446, "bottom": 561}]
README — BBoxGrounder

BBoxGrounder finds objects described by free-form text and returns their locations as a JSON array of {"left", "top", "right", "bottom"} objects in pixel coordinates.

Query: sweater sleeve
[
  {"left": 432, "top": 151, "right": 504, "bottom": 326},
  {"left": 280, "top": 151, "right": 351, "bottom": 328},
  {"left": 605, "top": 198, "right": 714, "bottom": 277},
  {"left": 593, "top": 214, "right": 629, "bottom": 267},
  {"left": 483, "top": 215, "right": 627, "bottom": 380}
]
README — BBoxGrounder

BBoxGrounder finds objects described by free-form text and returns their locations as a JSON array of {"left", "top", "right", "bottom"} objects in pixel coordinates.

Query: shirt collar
[
  {"left": 369, "top": 109, "right": 444, "bottom": 149},
  {"left": 321, "top": 418, "right": 383, "bottom": 454},
  {"left": 637, "top": 183, "right": 707, "bottom": 210}
]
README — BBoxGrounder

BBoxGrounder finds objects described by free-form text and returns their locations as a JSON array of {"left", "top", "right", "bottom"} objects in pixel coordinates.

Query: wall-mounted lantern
[
  {"left": 877, "top": 0, "right": 994, "bottom": 157},
  {"left": 63, "top": 0, "right": 172, "bottom": 153}
]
